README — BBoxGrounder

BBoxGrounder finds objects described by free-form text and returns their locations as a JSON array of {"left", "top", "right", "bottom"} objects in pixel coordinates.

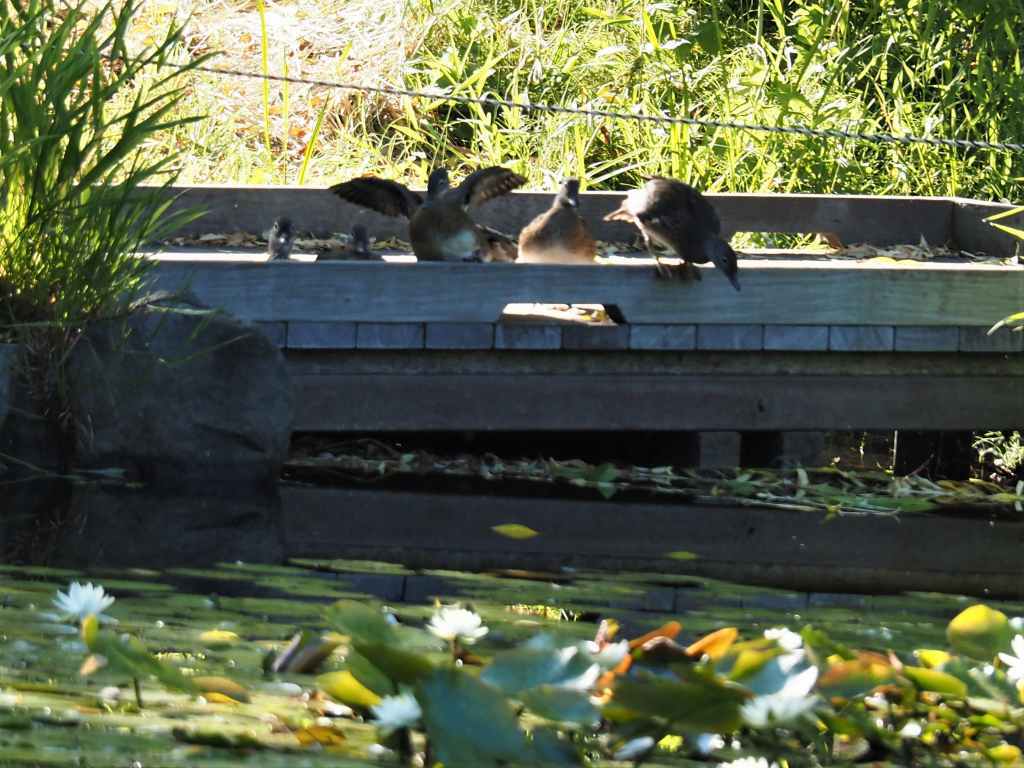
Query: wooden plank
[
  {"left": 629, "top": 324, "right": 697, "bottom": 350},
  {"left": 763, "top": 326, "right": 828, "bottom": 351},
  {"left": 146, "top": 260, "right": 1024, "bottom": 326},
  {"left": 148, "top": 186, "right": 957, "bottom": 246},
  {"left": 280, "top": 486, "right": 1024, "bottom": 596},
  {"left": 287, "top": 322, "right": 357, "bottom": 350},
  {"left": 284, "top": 349, "right": 1024, "bottom": 377},
  {"left": 951, "top": 198, "right": 1023, "bottom": 259},
  {"left": 493, "top": 325, "right": 562, "bottom": 350},
  {"left": 425, "top": 323, "right": 494, "bottom": 350},
  {"left": 254, "top": 321, "right": 286, "bottom": 348},
  {"left": 829, "top": 326, "right": 895, "bottom": 352},
  {"left": 697, "top": 325, "right": 764, "bottom": 351},
  {"left": 290, "top": 373, "right": 1024, "bottom": 431},
  {"left": 561, "top": 325, "right": 630, "bottom": 350},
  {"left": 894, "top": 326, "right": 959, "bottom": 352},
  {"left": 355, "top": 323, "right": 424, "bottom": 349},
  {"left": 960, "top": 326, "right": 1024, "bottom": 353}
]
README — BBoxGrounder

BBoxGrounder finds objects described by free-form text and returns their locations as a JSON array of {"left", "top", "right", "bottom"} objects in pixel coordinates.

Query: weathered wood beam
[
  {"left": 147, "top": 260, "right": 1024, "bottom": 325},
  {"left": 150, "top": 186, "right": 963, "bottom": 248},
  {"left": 289, "top": 373, "right": 1024, "bottom": 431}
]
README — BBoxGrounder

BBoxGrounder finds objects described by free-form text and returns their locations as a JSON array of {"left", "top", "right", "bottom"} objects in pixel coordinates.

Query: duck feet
[{"left": 654, "top": 258, "right": 701, "bottom": 281}]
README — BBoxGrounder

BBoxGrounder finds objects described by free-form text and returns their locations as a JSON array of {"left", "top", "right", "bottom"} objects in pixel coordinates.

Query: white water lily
[
  {"left": 613, "top": 735, "right": 655, "bottom": 761},
  {"left": 582, "top": 638, "right": 630, "bottom": 668},
  {"left": 717, "top": 758, "right": 779, "bottom": 768},
  {"left": 997, "top": 634, "right": 1024, "bottom": 682},
  {"left": 695, "top": 733, "right": 725, "bottom": 755},
  {"left": 52, "top": 582, "right": 116, "bottom": 624},
  {"left": 740, "top": 691, "right": 819, "bottom": 728},
  {"left": 371, "top": 692, "right": 422, "bottom": 733},
  {"left": 764, "top": 627, "right": 803, "bottom": 652},
  {"left": 427, "top": 606, "right": 488, "bottom": 644}
]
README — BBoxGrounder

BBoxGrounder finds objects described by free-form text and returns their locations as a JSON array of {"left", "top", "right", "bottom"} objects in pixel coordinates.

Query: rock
[
  {"left": 67, "top": 298, "right": 293, "bottom": 490},
  {"left": 0, "top": 343, "right": 68, "bottom": 557}
]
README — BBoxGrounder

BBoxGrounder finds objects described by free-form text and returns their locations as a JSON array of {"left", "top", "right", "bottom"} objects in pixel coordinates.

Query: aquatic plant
[{"left": 9, "top": 566, "right": 1024, "bottom": 766}]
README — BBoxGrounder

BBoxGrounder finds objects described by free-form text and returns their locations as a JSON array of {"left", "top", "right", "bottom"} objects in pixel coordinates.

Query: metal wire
[{"left": 158, "top": 58, "right": 1024, "bottom": 154}]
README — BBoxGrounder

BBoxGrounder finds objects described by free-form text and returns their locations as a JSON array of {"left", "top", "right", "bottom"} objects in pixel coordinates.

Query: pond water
[{"left": 0, "top": 559, "right": 1020, "bottom": 766}]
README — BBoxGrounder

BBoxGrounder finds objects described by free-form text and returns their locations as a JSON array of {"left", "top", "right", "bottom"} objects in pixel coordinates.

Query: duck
[
  {"left": 317, "top": 224, "right": 377, "bottom": 261},
  {"left": 267, "top": 216, "right": 294, "bottom": 260},
  {"left": 328, "top": 167, "right": 525, "bottom": 262},
  {"left": 516, "top": 178, "right": 596, "bottom": 265},
  {"left": 604, "top": 177, "right": 740, "bottom": 290}
]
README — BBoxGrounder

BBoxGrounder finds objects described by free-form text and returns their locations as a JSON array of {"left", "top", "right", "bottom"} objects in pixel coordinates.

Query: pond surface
[{"left": 0, "top": 559, "right": 1020, "bottom": 766}]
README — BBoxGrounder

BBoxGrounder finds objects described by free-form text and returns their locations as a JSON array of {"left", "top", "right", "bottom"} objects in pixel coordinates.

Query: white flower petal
[
  {"left": 371, "top": 693, "right": 421, "bottom": 733},
  {"left": 613, "top": 735, "right": 655, "bottom": 761},
  {"left": 51, "top": 582, "right": 116, "bottom": 624},
  {"left": 427, "top": 606, "right": 488, "bottom": 644}
]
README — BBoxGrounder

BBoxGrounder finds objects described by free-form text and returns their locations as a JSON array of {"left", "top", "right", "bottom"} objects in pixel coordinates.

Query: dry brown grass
[{"left": 118, "top": 0, "right": 409, "bottom": 185}]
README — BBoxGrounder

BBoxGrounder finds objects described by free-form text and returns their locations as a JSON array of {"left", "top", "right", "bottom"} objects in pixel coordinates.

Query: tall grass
[
  {"left": 0, "top": 0, "right": 208, "bottom": 330},
  {"left": 0, "top": 0, "right": 210, "bottom": 445},
  {"left": 377, "top": 0, "right": 1023, "bottom": 199},
  {"left": 71, "top": 0, "right": 1024, "bottom": 201}
]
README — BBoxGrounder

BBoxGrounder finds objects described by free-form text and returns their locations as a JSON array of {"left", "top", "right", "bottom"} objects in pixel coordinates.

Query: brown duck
[
  {"left": 317, "top": 225, "right": 376, "bottom": 261},
  {"left": 328, "top": 167, "right": 524, "bottom": 262},
  {"left": 517, "top": 178, "right": 596, "bottom": 265},
  {"left": 604, "top": 177, "right": 740, "bottom": 291}
]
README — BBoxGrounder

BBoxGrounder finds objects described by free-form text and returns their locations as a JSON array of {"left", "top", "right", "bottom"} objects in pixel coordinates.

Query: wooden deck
[{"left": 145, "top": 186, "right": 1024, "bottom": 443}]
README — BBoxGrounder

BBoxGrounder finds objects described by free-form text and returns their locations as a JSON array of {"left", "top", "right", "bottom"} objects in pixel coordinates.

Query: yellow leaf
[
  {"left": 192, "top": 676, "right": 250, "bottom": 703},
  {"left": 947, "top": 604, "right": 1011, "bottom": 660},
  {"left": 317, "top": 671, "right": 381, "bottom": 709},
  {"left": 294, "top": 724, "right": 346, "bottom": 748},
  {"left": 665, "top": 551, "right": 698, "bottom": 560},
  {"left": 914, "top": 649, "right": 952, "bottom": 668},
  {"left": 202, "top": 692, "right": 241, "bottom": 705},
  {"left": 988, "top": 744, "right": 1022, "bottom": 763},
  {"left": 686, "top": 627, "right": 737, "bottom": 660},
  {"left": 199, "top": 630, "right": 240, "bottom": 647},
  {"left": 491, "top": 524, "right": 540, "bottom": 540},
  {"left": 81, "top": 615, "right": 99, "bottom": 650}
]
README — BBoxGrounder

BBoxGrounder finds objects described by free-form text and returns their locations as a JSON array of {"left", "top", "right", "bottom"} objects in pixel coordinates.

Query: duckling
[
  {"left": 604, "top": 178, "right": 740, "bottom": 290},
  {"left": 328, "top": 167, "right": 525, "bottom": 262},
  {"left": 517, "top": 178, "right": 596, "bottom": 265},
  {"left": 267, "top": 216, "right": 294, "bottom": 260},
  {"left": 317, "top": 224, "right": 376, "bottom": 261}
]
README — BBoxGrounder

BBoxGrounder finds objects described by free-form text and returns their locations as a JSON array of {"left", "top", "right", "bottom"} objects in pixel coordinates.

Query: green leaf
[
  {"left": 612, "top": 672, "right": 746, "bottom": 732},
  {"left": 344, "top": 648, "right": 396, "bottom": 696},
  {"left": 529, "top": 726, "right": 582, "bottom": 765},
  {"left": 481, "top": 643, "right": 596, "bottom": 695},
  {"left": 947, "top": 604, "right": 1011, "bottom": 660},
  {"left": 354, "top": 642, "right": 434, "bottom": 686},
  {"left": 902, "top": 666, "right": 968, "bottom": 697},
  {"left": 324, "top": 600, "right": 396, "bottom": 645},
  {"left": 417, "top": 668, "right": 530, "bottom": 768},
  {"left": 86, "top": 629, "right": 197, "bottom": 696},
  {"left": 519, "top": 686, "right": 600, "bottom": 726}
]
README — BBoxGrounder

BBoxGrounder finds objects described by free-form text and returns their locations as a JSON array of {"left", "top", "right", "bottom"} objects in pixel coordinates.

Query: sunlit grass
[{"left": 103, "top": 0, "right": 1023, "bottom": 199}]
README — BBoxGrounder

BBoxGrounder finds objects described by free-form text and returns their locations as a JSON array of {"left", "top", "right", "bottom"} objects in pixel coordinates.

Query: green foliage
[
  {"left": 0, "top": 0, "right": 208, "bottom": 330},
  {"left": 417, "top": 668, "right": 530, "bottom": 767},
  {"left": 380, "top": 0, "right": 1024, "bottom": 203}
]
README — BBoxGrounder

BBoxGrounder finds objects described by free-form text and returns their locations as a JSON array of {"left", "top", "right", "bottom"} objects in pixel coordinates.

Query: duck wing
[{"left": 328, "top": 177, "right": 423, "bottom": 219}]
